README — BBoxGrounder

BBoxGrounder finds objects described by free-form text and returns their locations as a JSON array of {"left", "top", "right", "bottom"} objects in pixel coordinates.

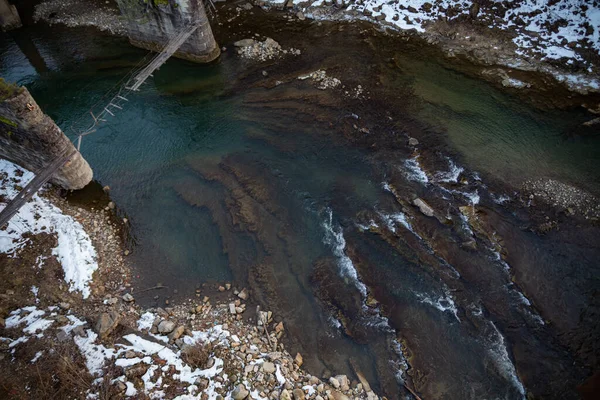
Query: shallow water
[{"left": 1, "top": 20, "right": 599, "bottom": 400}]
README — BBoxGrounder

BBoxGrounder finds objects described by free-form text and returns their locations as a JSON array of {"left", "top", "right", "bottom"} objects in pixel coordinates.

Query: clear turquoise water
[{"left": 2, "top": 23, "right": 599, "bottom": 400}]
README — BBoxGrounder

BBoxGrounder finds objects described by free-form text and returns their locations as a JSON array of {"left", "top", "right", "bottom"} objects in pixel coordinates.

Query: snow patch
[{"left": 0, "top": 159, "right": 98, "bottom": 298}]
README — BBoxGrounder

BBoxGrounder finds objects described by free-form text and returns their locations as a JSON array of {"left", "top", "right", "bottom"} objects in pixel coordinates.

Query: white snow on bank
[
  {"left": 71, "top": 312, "right": 229, "bottom": 398},
  {"left": 267, "top": 0, "right": 600, "bottom": 91},
  {"left": 5, "top": 306, "right": 54, "bottom": 336},
  {"left": 0, "top": 159, "right": 98, "bottom": 298},
  {"left": 137, "top": 312, "right": 156, "bottom": 331}
]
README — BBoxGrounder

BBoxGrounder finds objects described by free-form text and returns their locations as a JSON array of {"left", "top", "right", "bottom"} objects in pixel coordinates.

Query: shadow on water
[{"left": 1, "top": 16, "right": 599, "bottom": 400}]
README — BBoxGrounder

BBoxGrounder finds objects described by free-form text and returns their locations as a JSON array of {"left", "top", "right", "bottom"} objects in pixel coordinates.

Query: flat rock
[
  {"left": 413, "top": 198, "right": 435, "bottom": 217},
  {"left": 234, "top": 38, "right": 256, "bottom": 47}
]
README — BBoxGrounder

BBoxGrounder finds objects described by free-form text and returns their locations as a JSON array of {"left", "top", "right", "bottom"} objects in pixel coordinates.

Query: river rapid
[{"left": 1, "top": 9, "right": 599, "bottom": 400}]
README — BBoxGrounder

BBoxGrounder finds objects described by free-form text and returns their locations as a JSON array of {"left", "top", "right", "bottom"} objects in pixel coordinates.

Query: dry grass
[
  {"left": 181, "top": 343, "right": 210, "bottom": 370},
  {"left": 0, "top": 342, "right": 93, "bottom": 399}
]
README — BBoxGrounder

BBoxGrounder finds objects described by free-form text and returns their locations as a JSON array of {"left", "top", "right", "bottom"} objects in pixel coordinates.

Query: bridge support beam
[
  {"left": 0, "top": 81, "right": 93, "bottom": 190},
  {"left": 116, "top": 0, "right": 220, "bottom": 63}
]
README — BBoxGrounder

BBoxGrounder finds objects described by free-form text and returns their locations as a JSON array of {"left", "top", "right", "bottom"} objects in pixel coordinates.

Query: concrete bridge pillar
[
  {"left": 0, "top": 81, "right": 93, "bottom": 190},
  {"left": 0, "top": 0, "right": 21, "bottom": 31},
  {"left": 116, "top": 0, "right": 220, "bottom": 63}
]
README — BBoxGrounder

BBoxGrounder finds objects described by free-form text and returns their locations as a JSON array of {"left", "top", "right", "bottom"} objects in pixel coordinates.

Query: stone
[
  {"left": 296, "top": 11, "right": 306, "bottom": 21},
  {"left": 262, "top": 70, "right": 268, "bottom": 77},
  {"left": 413, "top": 198, "right": 435, "bottom": 217},
  {"left": 229, "top": 303, "right": 237, "bottom": 314},
  {"left": 280, "top": 389, "right": 293, "bottom": 400},
  {"left": 73, "top": 325, "right": 86, "bottom": 337},
  {"left": 115, "top": 381, "right": 127, "bottom": 392},
  {"left": 225, "top": 283, "right": 231, "bottom": 290},
  {"left": 103, "top": 185, "right": 111, "bottom": 193},
  {"left": 275, "top": 321, "right": 284, "bottom": 333},
  {"left": 238, "top": 288, "right": 249, "bottom": 300},
  {"left": 108, "top": 201, "right": 115, "bottom": 209},
  {"left": 264, "top": 38, "right": 281, "bottom": 49},
  {"left": 125, "top": 350, "right": 136, "bottom": 359},
  {"left": 95, "top": 311, "right": 121, "bottom": 339},
  {"left": 158, "top": 320, "right": 176, "bottom": 334},
  {"left": 334, "top": 375, "right": 349, "bottom": 391},
  {"left": 241, "top": 2, "right": 253, "bottom": 10},
  {"left": 292, "top": 389, "right": 304, "bottom": 400},
  {"left": 262, "top": 361, "right": 276, "bottom": 374},
  {"left": 122, "top": 293, "right": 134, "bottom": 302},
  {"left": 232, "top": 384, "right": 249, "bottom": 400},
  {"left": 408, "top": 137, "right": 419, "bottom": 146},
  {"left": 234, "top": 38, "right": 256, "bottom": 47},
  {"left": 294, "top": 352, "right": 303, "bottom": 367},
  {"left": 125, "top": 364, "right": 148, "bottom": 379},
  {"left": 218, "top": 286, "right": 226, "bottom": 292},
  {"left": 329, "top": 377, "right": 340, "bottom": 389},
  {"left": 168, "top": 325, "right": 185, "bottom": 341}
]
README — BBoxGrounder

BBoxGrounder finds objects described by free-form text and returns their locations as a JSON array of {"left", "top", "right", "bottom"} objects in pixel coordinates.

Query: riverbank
[
  {"left": 0, "top": 159, "right": 377, "bottom": 399},
  {"left": 28, "top": 0, "right": 600, "bottom": 97}
]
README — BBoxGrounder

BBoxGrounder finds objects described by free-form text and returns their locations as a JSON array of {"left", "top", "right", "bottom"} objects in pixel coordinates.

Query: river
[{"left": 1, "top": 13, "right": 599, "bottom": 400}]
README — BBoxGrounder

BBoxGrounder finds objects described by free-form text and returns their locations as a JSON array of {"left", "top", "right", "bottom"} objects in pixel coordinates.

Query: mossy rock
[{"left": 0, "top": 78, "right": 22, "bottom": 102}]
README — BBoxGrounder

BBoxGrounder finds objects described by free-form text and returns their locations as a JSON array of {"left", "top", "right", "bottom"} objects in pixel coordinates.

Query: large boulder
[{"left": 95, "top": 311, "right": 121, "bottom": 339}]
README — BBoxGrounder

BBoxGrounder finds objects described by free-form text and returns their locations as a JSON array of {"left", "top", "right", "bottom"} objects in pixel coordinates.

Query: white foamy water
[
  {"left": 436, "top": 158, "right": 464, "bottom": 183},
  {"left": 390, "top": 339, "right": 409, "bottom": 385},
  {"left": 458, "top": 212, "right": 474, "bottom": 236},
  {"left": 454, "top": 189, "right": 480, "bottom": 205},
  {"left": 376, "top": 209, "right": 422, "bottom": 238},
  {"left": 402, "top": 157, "right": 429, "bottom": 184},
  {"left": 492, "top": 251, "right": 511, "bottom": 271},
  {"left": 355, "top": 220, "right": 378, "bottom": 231},
  {"left": 415, "top": 288, "right": 460, "bottom": 322},
  {"left": 488, "top": 322, "right": 527, "bottom": 398},
  {"left": 322, "top": 209, "right": 367, "bottom": 297},
  {"left": 491, "top": 192, "right": 512, "bottom": 204}
]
